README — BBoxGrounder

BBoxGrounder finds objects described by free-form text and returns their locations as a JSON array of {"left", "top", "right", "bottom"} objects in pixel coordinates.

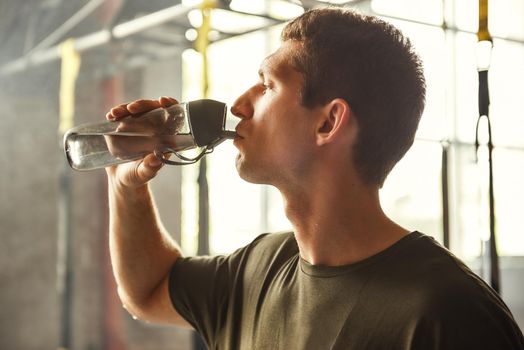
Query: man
[{"left": 106, "top": 8, "right": 524, "bottom": 349}]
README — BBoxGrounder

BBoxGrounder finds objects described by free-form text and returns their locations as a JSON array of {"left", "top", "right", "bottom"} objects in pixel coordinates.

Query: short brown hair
[{"left": 282, "top": 8, "right": 426, "bottom": 187}]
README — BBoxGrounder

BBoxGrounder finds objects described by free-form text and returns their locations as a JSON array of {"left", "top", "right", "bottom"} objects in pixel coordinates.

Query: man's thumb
[{"left": 136, "top": 154, "right": 163, "bottom": 183}]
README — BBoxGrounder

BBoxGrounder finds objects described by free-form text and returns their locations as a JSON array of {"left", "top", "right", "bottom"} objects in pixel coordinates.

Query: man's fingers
[
  {"left": 111, "top": 106, "right": 131, "bottom": 119},
  {"left": 159, "top": 96, "right": 179, "bottom": 108},
  {"left": 107, "top": 103, "right": 130, "bottom": 120},
  {"left": 127, "top": 99, "right": 161, "bottom": 114},
  {"left": 107, "top": 98, "right": 178, "bottom": 120},
  {"left": 135, "top": 154, "right": 164, "bottom": 182},
  {"left": 115, "top": 154, "right": 163, "bottom": 187}
]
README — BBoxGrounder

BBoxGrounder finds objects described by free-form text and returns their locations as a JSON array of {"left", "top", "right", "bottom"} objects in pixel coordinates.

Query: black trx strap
[{"left": 475, "top": 0, "right": 500, "bottom": 293}]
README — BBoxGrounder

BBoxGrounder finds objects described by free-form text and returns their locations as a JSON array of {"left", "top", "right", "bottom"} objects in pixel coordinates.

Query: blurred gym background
[{"left": 0, "top": 0, "right": 523, "bottom": 349}]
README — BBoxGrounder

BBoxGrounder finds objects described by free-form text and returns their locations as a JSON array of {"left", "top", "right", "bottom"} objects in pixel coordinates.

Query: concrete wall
[
  {"left": 0, "top": 52, "right": 192, "bottom": 349},
  {"left": 0, "top": 64, "right": 62, "bottom": 349}
]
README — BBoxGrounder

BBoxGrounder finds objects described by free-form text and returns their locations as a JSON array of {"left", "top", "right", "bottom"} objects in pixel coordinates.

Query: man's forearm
[{"left": 108, "top": 180, "right": 182, "bottom": 311}]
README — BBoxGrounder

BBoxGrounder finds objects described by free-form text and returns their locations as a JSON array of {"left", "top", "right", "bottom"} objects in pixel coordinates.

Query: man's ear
[{"left": 315, "top": 98, "right": 352, "bottom": 146}]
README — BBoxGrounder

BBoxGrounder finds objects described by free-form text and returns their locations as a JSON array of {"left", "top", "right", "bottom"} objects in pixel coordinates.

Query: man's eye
[{"left": 257, "top": 81, "right": 271, "bottom": 94}]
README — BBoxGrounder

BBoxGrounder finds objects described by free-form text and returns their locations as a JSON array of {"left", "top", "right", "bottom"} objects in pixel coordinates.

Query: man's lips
[
  {"left": 233, "top": 126, "right": 245, "bottom": 148},
  {"left": 234, "top": 124, "right": 246, "bottom": 139}
]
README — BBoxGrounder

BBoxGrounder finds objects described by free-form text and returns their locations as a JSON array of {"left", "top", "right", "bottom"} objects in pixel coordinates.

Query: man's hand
[{"left": 105, "top": 96, "right": 178, "bottom": 189}]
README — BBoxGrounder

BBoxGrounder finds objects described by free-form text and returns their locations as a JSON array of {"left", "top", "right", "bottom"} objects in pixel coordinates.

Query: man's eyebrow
[
  {"left": 258, "top": 68, "right": 278, "bottom": 82},
  {"left": 258, "top": 56, "right": 278, "bottom": 79}
]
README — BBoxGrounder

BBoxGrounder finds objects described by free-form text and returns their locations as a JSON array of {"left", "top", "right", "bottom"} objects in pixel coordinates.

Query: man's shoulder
[
  {"left": 356, "top": 233, "right": 524, "bottom": 347},
  {"left": 406, "top": 234, "right": 496, "bottom": 295},
  {"left": 394, "top": 233, "right": 495, "bottom": 296},
  {"left": 406, "top": 235, "right": 524, "bottom": 347},
  {"left": 240, "top": 231, "right": 298, "bottom": 278},
  {"left": 251, "top": 230, "right": 296, "bottom": 248},
  {"left": 388, "top": 233, "right": 514, "bottom": 321}
]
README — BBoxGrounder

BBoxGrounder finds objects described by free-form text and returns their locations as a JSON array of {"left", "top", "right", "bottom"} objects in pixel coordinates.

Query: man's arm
[{"left": 106, "top": 97, "right": 191, "bottom": 328}]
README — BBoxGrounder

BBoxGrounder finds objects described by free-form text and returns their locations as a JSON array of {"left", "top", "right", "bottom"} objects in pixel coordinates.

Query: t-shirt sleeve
[{"left": 168, "top": 234, "right": 268, "bottom": 343}]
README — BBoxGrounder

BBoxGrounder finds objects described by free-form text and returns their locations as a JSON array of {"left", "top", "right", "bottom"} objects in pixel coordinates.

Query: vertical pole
[
  {"left": 194, "top": 1, "right": 215, "bottom": 349},
  {"left": 57, "top": 161, "right": 73, "bottom": 350},
  {"left": 441, "top": 0, "right": 452, "bottom": 250},
  {"left": 57, "top": 39, "right": 81, "bottom": 350},
  {"left": 441, "top": 141, "right": 450, "bottom": 249},
  {"left": 197, "top": 157, "right": 210, "bottom": 256},
  {"left": 196, "top": 1, "right": 211, "bottom": 256}
]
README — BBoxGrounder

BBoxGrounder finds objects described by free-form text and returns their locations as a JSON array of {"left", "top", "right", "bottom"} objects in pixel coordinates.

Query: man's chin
[{"left": 235, "top": 155, "right": 269, "bottom": 185}]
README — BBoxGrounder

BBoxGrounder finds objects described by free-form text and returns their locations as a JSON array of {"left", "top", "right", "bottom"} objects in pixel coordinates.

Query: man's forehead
[{"left": 259, "top": 42, "right": 301, "bottom": 78}]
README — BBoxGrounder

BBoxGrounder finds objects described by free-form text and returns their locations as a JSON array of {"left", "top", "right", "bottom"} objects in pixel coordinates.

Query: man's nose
[{"left": 230, "top": 88, "right": 254, "bottom": 120}]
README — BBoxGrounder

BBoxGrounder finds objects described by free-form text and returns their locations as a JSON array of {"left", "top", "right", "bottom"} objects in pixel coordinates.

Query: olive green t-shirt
[{"left": 169, "top": 232, "right": 524, "bottom": 349}]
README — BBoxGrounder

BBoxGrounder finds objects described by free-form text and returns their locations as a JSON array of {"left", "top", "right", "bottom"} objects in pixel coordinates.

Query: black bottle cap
[{"left": 187, "top": 99, "right": 227, "bottom": 147}]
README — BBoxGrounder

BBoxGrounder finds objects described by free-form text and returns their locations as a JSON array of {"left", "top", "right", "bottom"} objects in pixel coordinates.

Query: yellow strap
[
  {"left": 478, "top": 0, "right": 491, "bottom": 42},
  {"left": 59, "top": 39, "right": 81, "bottom": 135},
  {"left": 195, "top": 0, "right": 216, "bottom": 98}
]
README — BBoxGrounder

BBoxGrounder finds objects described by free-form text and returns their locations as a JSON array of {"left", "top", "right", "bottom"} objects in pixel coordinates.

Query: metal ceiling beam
[
  {"left": 25, "top": 0, "right": 106, "bottom": 57},
  {"left": 0, "top": 3, "right": 199, "bottom": 76},
  {"left": 0, "top": 1, "right": 295, "bottom": 77}
]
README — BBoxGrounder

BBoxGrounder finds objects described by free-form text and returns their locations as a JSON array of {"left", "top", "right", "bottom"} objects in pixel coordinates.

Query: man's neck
[{"left": 280, "top": 173, "right": 408, "bottom": 267}]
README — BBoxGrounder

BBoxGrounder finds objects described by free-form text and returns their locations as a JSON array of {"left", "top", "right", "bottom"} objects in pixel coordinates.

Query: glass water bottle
[{"left": 64, "top": 99, "right": 236, "bottom": 171}]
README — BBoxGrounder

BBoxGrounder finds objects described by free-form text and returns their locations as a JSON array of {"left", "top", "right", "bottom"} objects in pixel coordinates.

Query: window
[{"left": 179, "top": 0, "right": 524, "bottom": 264}]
